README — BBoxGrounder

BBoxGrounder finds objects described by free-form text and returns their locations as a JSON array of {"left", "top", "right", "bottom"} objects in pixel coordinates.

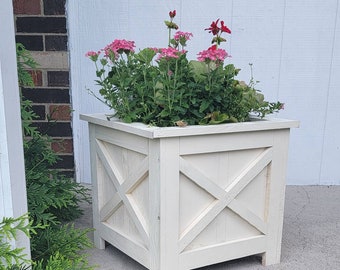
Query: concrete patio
[{"left": 76, "top": 185, "right": 340, "bottom": 270}]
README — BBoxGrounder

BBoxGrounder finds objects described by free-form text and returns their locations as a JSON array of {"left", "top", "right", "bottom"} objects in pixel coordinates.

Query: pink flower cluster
[
  {"left": 103, "top": 39, "right": 135, "bottom": 58},
  {"left": 85, "top": 50, "right": 100, "bottom": 61},
  {"left": 197, "top": 45, "right": 229, "bottom": 63},
  {"left": 157, "top": 47, "right": 186, "bottom": 61},
  {"left": 173, "top": 31, "right": 193, "bottom": 42}
]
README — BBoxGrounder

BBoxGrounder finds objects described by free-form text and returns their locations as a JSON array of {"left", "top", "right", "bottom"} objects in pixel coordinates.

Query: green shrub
[
  {"left": 31, "top": 224, "right": 93, "bottom": 267},
  {"left": 14, "top": 43, "right": 95, "bottom": 269},
  {"left": 33, "top": 251, "right": 94, "bottom": 270},
  {"left": 0, "top": 215, "right": 33, "bottom": 269}
]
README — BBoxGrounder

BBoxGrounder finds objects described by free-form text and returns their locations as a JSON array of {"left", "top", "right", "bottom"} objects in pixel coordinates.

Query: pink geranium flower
[
  {"left": 197, "top": 45, "right": 230, "bottom": 62},
  {"left": 85, "top": 51, "right": 100, "bottom": 61},
  {"left": 157, "top": 47, "right": 186, "bottom": 60},
  {"left": 173, "top": 31, "right": 193, "bottom": 42},
  {"left": 103, "top": 39, "right": 135, "bottom": 58}
]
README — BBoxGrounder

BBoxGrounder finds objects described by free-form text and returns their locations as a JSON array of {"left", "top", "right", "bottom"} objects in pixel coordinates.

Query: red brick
[
  {"left": 28, "top": 70, "right": 42, "bottom": 86},
  {"left": 51, "top": 139, "right": 73, "bottom": 154},
  {"left": 13, "top": 0, "right": 41, "bottom": 15},
  {"left": 49, "top": 104, "right": 71, "bottom": 121}
]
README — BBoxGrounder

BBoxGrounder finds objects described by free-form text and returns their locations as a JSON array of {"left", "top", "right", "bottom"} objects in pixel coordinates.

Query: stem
[
  {"left": 141, "top": 69, "right": 147, "bottom": 113},
  {"left": 248, "top": 63, "right": 255, "bottom": 87},
  {"left": 174, "top": 59, "right": 179, "bottom": 105},
  {"left": 167, "top": 62, "right": 172, "bottom": 112},
  {"left": 206, "top": 62, "right": 212, "bottom": 92},
  {"left": 94, "top": 62, "right": 103, "bottom": 82},
  {"left": 173, "top": 59, "right": 178, "bottom": 90},
  {"left": 168, "top": 28, "right": 171, "bottom": 47}
]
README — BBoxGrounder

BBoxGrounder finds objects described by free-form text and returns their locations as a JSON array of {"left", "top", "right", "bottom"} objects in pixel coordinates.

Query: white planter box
[{"left": 81, "top": 113, "right": 299, "bottom": 269}]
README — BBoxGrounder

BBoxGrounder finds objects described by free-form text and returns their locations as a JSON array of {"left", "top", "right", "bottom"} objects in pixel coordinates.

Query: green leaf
[
  {"left": 135, "top": 48, "right": 157, "bottom": 64},
  {"left": 189, "top": 60, "right": 208, "bottom": 82},
  {"left": 199, "top": 111, "right": 237, "bottom": 125},
  {"left": 199, "top": 100, "right": 210, "bottom": 113},
  {"left": 159, "top": 109, "right": 170, "bottom": 117}
]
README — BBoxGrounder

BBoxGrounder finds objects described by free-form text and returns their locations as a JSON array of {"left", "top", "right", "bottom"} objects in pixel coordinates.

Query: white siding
[
  {"left": 68, "top": 0, "right": 340, "bottom": 185},
  {"left": 0, "top": 0, "right": 30, "bottom": 255}
]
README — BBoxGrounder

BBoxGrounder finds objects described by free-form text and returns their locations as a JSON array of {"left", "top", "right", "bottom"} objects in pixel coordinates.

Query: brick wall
[{"left": 13, "top": 0, "right": 74, "bottom": 178}]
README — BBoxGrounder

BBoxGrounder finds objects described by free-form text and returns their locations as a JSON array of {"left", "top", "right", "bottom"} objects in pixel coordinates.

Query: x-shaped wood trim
[
  {"left": 95, "top": 139, "right": 150, "bottom": 246},
  {"left": 178, "top": 148, "right": 272, "bottom": 252}
]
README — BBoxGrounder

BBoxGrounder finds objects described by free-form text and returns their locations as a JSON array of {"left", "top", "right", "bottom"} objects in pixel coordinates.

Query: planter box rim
[{"left": 80, "top": 113, "right": 299, "bottom": 139}]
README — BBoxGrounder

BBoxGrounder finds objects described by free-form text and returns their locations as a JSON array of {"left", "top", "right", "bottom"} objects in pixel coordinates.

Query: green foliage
[
  {"left": 13, "top": 43, "right": 95, "bottom": 269},
  {"left": 24, "top": 134, "right": 90, "bottom": 227},
  {"left": 20, "top": 99, "right": 40, "bottom": 139},
  {"left": 16, "top": 43, "right": 36, "bottom": 87},
  {"left": 87, "top": 14, "right": 283, "bottom": 127},
  {"left": 0, "top": 215, "right": 34, "bottom": 268},
  {"left": 26, "top": 168, "right": 89, "bottom": 226},
  {"left": 90, "top": 49, "right": 282, "bottom": 127},
  {"left": 16, "top": 43, "right": 40, "bottom": 139},
  {"left": 31, "top": 224, "right": 93, "bottom": 266},
  {"left": 32, "top": 251, "right": 93, "bottom": 270},
  {"left": 5, "top": 265, "right": 30, "bottom": 270}
]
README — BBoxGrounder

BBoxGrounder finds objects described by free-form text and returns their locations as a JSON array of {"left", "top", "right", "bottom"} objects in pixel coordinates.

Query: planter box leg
[
  {"left": 262, "top": 130, "right": 289, "bottom": 266},
  {"left": 89, "top": 125, "right": 106, "bottom": 250},
  {"left": 158, "top": 138, "right": 180, "bottom": 270},
  {"left": 94, "top": 231, "right": 105, "bottom": 249},
  {"left": 262, "top": 249, "right": 281, "bottom": 266}
]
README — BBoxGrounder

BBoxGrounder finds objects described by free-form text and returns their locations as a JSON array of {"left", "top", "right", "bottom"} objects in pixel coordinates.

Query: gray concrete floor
[{"left": 76, "top": 186, "right": 340, "bottom": 270}]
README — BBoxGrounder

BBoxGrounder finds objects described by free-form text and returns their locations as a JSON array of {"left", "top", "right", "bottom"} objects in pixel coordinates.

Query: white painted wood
[
  {"left": 98, "top": 222, "right": 149, "bottom": 266},
  {"left": 81, "top": 114, "right": 299, "bottom": 138},
  {"left": 94, "top": 124, "right": 150, "bottom": 154},
  {"left": 262, "top": 129, "right": 290, "bottom": 265},
  {"left": 228, "top": 199, "right": 267, "bottom": 234},
  {"left": 158, "top": 138, "right": 181, "bottom": 269},
  {"left": 0, "top": 0, "right": 30, "bottom": 259},
  {"left": 180, "top": 157, "right": 226, "bottom": 200},
  {"left": 179, "top": 147, "right": 273, "bottom": 252},
  {"left": 84, "top": 115, "right": 297, "bottom": 269},
  {"left": 148, "top": 139, "right": 161, "bottom": 269},
  {"left": 95, "top": 140, "right": 149, "bottom": 244},
  {"left": 69, "top": 1, "right": 340, "bottom": 185},
  {"left": 88, "top": 124, "right": 105, "bottom": 249},
  {"left": 179, "top": 236, "right": 266, "bottom": 269}
]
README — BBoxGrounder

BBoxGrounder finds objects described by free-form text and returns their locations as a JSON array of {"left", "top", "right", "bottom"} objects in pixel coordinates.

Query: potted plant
[{"left": 81, "top": 10, "right": 298, "bottom": 270}]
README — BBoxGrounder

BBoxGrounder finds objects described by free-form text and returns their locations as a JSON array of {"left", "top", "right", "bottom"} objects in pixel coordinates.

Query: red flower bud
[{"left": 169, "top": 10, "right": 176, "bottom": 18}]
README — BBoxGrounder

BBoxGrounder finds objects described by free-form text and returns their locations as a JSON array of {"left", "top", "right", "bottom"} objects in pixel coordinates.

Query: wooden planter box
[{"left": 81, "top": 113, "right": 299, "bottom": 270}]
